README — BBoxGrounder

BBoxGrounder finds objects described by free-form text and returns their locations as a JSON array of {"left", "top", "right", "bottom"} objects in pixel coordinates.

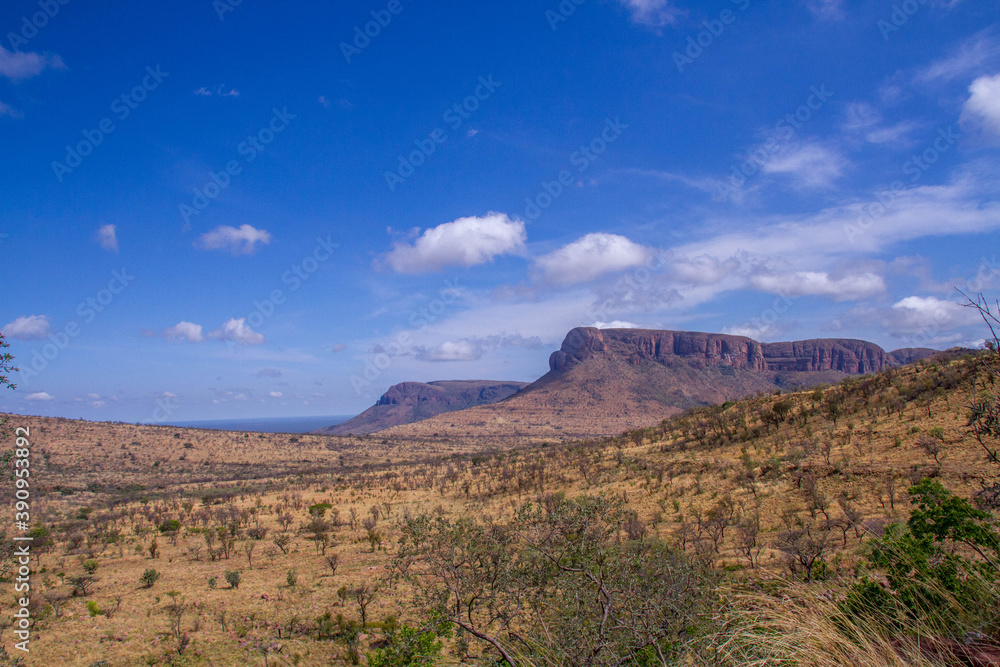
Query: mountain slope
[
  {"left": 317, "top": 380, "right": 528, "bottom": 435},
  {"left": 377, "top": 328, "right": 937, "bottom": 441}
]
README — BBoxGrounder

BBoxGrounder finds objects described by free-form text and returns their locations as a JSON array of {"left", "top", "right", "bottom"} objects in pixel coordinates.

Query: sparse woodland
[{"left": 1, "top": 302, "right": 1000, "bottom": 665}]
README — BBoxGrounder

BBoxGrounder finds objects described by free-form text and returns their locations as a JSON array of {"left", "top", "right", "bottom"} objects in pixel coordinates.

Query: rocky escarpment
[
  {"left": 549, "top": 328, "right": 907, "bottom": 375},
  {"left": 317, "top": 380, "right": 528, "bottom": 435},
  {"left": 549, "top": 328, "right": 767, "bottom": 373}
]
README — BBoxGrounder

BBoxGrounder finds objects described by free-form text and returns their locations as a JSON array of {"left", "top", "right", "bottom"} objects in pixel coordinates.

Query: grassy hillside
[{"left": 1, "top": 346, "right": 997, "bottom": 665}]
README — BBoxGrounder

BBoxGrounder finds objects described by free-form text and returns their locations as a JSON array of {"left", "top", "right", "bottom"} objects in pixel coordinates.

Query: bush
[
  {"left": 140, "top": 568, "right": 161, "bottom": 589},
  {"left": 82, "top": 559, "right": 99, "bottom": 575},
  {"left": 843, "top": 479, "right": 1000, "bottom": 634},
  {"left": 208, "top": 576, "right": 217, "bottom": 590},
  {"left": 85, "top": 600, "right": 102, "bottom": 617},
  {"left": 367, "top": 624, "right": 444, "bottom": 667},
  {"left": 158, "top": 519, "right": 181, "bottom": 534},
  {"left": 225, "top": 570, "right": 241, "bottom": 589}
]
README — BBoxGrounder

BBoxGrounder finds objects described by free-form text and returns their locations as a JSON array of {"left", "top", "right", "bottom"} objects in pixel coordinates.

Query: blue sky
[{"left": 1, "top": 0, "right": 999, "bottom": 423}]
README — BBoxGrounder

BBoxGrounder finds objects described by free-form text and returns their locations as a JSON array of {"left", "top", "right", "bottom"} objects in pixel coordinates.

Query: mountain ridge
[{"left": 372, "top": 328, "right": 940, "bottom": 441}]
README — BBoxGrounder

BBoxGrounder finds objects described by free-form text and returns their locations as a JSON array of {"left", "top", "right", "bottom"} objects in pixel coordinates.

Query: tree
[
  {"left": 225, "top": 569, "right": 241, "bottom": 589},
  {"left": 0, "top": 332, "right": 16, "bottom": 439},
  {"left": 350, "top": 583, "right": 378, "bottom": 628},
  {"left": 393, "top": 494, "right": 713, "bottom": 666},
  {"left": 0, "top": 333, "right": 16, "bottom": 391},
  {"left": 140, "top": 568, "right": 161, "bottom": 588}
]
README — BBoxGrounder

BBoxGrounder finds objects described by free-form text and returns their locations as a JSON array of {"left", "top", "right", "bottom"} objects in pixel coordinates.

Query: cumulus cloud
[
  {"left": 383, "top": 213, "right": 526, "bottom": 273},
  {"left": 210, "top": 318, "right": 265, "bottom": 345},
  {"left": 591, "top": 320, "right": 640, "bottom": 329},
  {"left": 723, "top": 323, "right": 784, "bottom": 341},
  {"left": 750, "top": 271, "right": 886, "bottom": 301},
  {"left": 269, "top": 391, "right": 283, "bottom": 398},
  {"left": 164, "top": 321, "right": 204, "bottom": 343},
  {"left": 96, "top": 224, "right": 118, "bottom": 252},
  {"left": 415, "top": 333, "right": 542, "bottom": 362},
  {"left": 963, "top": 73, "right": 1000, "bottom": 136},
  {"left": 847, "top": 296, "right": 982, "bottom": 343},
  {"left": 196, "top": 224, "right": 272, "bottom": 255},
  {"left": 25, "top": 392, "right": 54, "bottom": 402},
  {"left": 618, "top": 0, "right": 680, "bottom": 27},
  {"left": 535, "top": 233, "right": 652, "bottom": 286},
  {"left": 0, "top": 45, "right": 64, "bottom": 81},
  {"left": 2, "top": 315, "right": 51, "bottom": 340}
]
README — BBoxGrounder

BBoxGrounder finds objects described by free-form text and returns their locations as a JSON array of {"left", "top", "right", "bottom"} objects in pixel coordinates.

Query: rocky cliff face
[
  {"left": 318, "top": 380, "right": 528, "bottom": 435},
  {"left": 549, "top": 328, "right": 767, "bottom": 373},
  {"left": 760, "top": 339, "right": 891, "bottom": 373},
  {"left": 550, "top": 328, "right": 896, "bottom": 375}
]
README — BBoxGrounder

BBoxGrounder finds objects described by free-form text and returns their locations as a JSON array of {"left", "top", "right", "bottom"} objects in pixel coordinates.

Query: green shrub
[
  {"left": 140, "top": 568, "right": 161, "bottom": 589},
  {"left": 367, "top": 624, "right": 443, "bottom": 667},
  {"left": 225, "top": 570, "right": 241, "bottom": 589},
  {"left": 86, "top": 600, "right": 102, "bottom": 617},
  {"left": 82, "top": 559, "right": 99, "bottom": 575}
]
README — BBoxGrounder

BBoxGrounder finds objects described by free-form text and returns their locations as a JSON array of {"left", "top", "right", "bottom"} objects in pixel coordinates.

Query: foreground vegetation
[{"left": 1, "top": 301, "right": 1000, "bottom": 665}]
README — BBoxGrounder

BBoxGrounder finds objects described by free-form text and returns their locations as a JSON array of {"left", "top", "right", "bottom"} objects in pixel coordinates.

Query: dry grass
[{"left": 0, "top": 351, "right": 994, "bottom": 665}]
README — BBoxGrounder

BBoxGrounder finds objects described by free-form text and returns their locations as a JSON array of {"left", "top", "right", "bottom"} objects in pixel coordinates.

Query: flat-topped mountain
[
  {"left": 376, "top": 328, "right": 936, "bottom": 441},
  {"left": 317, "top": 380, "right": 528, "bottom": 435}
]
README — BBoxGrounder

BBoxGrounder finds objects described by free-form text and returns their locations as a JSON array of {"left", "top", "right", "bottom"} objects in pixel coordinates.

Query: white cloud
[
  {"left": 384, "top": 213, "right": 526, "bottom": 274},
  {"left": 888, "top": 295, "right": 980, "bottom": 332},
  {"left": 916, "top": 31, "right": 1000, "bottom": 85},
  {"left": 618, "top": 0, "right": 680, "bottom": 27},
  {"left": 963, "top": 73, "right": 1000, "bottom": 136},
  {"left": 804, "top": 0, "right": 844, "bottom": 20},
  {"left": 257, "top": 367, "right": 282, "bottom": 378},
  {"left": 164, "top": 321, "right": 204, "bottom": 343},
  {"left": 0, "top": 45, "right": 64, "bottom": 81},
  {"left": 841, "top": 102, "right": 919, "bottom": 145},
  {"left": 0, "top": 100, "right": 23, "bottom": 119},
  {"left": 210, "top": 318, "right": 265, "bottom": 345},
  {"left": 761, "top": 141, "right": 845, "bottom": 189},
  {"left": 414, "top": 334, "right": 542, "bottom": 362},
  {"left": 96, "top": 224, "right": 118, "bottom": 252},
  {"left": 535, "top": 233, "right": 652, "bottom": 285},
  {"left": 723, "top": 323, "right": 784, "bottom": 341},
  {"left": 196, "top": 225, "right": 272, "bottom": 255},
  {"left": 750, "top": 271, "right": 886, "bottom": 301},
  {"left": 591, "top": 320, "right": 640, "bottom": 329},
  {"left": 194, "top": 85, "right": 239, "bottom": 97},
  {"left": 269, "top": 391, "right": 283, "bottom": 398},
  {"left": 25, "top": 392, "right": 54, "bottom": 402},
  {"left": 848, "top": 296, "right": 982, "bottom": 341},
  {"left": 87, "top": 393, "right": 101, "bottom": 400},
  {"left": 2, "top": 315, "right": 51, "bottom": 340}
]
